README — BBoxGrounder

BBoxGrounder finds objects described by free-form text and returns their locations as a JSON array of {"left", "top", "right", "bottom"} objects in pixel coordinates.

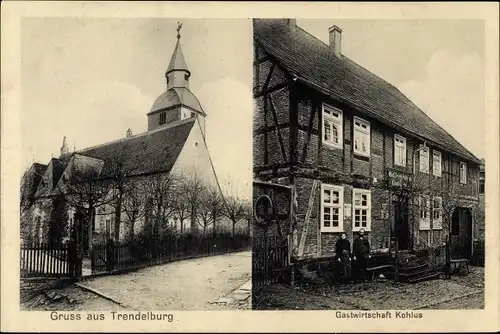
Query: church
[{"left": 20, "top": 24, "right": 222, "bottom": 251}]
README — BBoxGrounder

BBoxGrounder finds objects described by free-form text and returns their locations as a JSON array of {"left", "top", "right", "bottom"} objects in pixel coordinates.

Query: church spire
[
  {"left": 60, "top": 136, "right": 69, "bottom": 157},
  {"left": 165, "top": 22, "right": 191, "bottom": 89}
]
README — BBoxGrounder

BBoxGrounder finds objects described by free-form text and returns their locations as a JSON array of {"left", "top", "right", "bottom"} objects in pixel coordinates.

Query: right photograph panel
[{"left": 252, "top": 18, "right": 485, "bottom": 310}]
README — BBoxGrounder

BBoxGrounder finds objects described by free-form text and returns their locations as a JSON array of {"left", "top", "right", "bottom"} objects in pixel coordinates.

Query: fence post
[
  {"left": 106, "top": 239, "right": 115, "bottom": 272},
  {"left": 68, "top": 240, "right": 77, "bottom": 280}
]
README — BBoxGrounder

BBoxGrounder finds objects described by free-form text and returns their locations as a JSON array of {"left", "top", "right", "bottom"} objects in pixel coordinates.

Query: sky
[
  {"left": 298, "top": 19, "right": 485, "bottom": 160},
  {"left": 21, "top": 18, "right": 253, "bottom": 198},
  {"left": 21, "top": 18, "right": 485, "bottom": 199}
]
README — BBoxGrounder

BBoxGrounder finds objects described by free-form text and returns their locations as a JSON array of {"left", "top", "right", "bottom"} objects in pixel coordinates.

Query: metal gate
[{"left": 252, "top": 180, "right": 293, "bottom": 291}]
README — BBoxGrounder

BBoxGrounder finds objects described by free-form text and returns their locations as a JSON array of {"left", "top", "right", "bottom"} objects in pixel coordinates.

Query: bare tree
[
  {"left": 197, "top": 185, "right": 224, "bottom": 236},
  {"left": 140, "top": 171, "right": 179, "bottom": 237},
  {"left": 63, "top": 163, "right": 114, "bottom": 252},
  {"left": 171, "top": 184, "right": 191, "bottom": 234},
  {"left": 432, "top": 179, "right": 479, "bottom": 257},
  {"left": 121, "top": 179, "right": 147, "bottom": 241},
  {"left": 222, "top": 196, "right": 247, "bottom": 237},
  {"left": 241, "top": 199, "right": 253, "bottom": 236},
  {"left": 179, "top": 171, "right": 206, "bottom": 234}
]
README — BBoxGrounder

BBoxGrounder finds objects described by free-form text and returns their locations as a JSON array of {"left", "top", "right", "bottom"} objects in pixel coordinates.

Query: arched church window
[{"left": 185, "top": 74, "right": 189, "bottom": 81}]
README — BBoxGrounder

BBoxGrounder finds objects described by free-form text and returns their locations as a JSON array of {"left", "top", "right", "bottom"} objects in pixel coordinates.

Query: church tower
[{"left": 147, "top": 22, "right": 207, "bottom": 135}]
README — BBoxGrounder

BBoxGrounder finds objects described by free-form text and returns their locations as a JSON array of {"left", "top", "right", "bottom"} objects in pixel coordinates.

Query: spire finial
[{"left": 176, "top": 21, "right": 183, "bottom": 39}]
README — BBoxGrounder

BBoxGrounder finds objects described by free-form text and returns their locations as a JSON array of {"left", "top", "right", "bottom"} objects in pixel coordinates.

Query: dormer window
[{"left": 159, "top": 112, "right": 166, "bottom": 125}]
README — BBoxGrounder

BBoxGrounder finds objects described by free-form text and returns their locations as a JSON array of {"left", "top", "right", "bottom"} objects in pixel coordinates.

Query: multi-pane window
[
  {"left": 432, "top": 197, "right": 443, "bottom": 230},
  {"left": 479, "top": 177, "right": 485, "bottom": 194},
  {"left": 353, "top": 117, "right": 370, "bottom": 156},
  {"left": 433, "top": 150, "right": 442, "bottom": 177},
  {"left": 419, "top": 195, "right": 430, "bottom": 230},
  {"left": 352, "top": 188, "right": 371, "bottom": 231},
  {"left": 460, "top": 162, "right": 467, "bottom": 184},
  {"left": 394, "top": 134, "right": 406, "bottom": 166},
  {"left": 322, "top": 104, "right": 343, "bottom": 149},
  {"left": 321, "top": 184, "right": 344, "bottom": 232},
  {"left": 419, "top": 145, "right": 429, "bottom": 173},
  {"left": 159, "top": 112, "right": 166, "bottom": 124}
]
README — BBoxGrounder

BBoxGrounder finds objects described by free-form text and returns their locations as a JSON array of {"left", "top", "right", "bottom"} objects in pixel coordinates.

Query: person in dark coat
[
  {"left": 335, "top": 232, "right": 352, "bottom": 283},
  {"left": 353, "top": 228, "right": 371, "bottom": 282}
]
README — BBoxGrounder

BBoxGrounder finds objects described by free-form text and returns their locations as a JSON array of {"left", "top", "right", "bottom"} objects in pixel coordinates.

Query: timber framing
[{"left": 268, "top": 94, "right": 288, "bottom": 162}]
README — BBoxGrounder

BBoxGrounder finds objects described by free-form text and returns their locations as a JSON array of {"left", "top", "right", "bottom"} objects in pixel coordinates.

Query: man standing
[{"left": 353, "top": 228, "right": 371, "bottom": 282}]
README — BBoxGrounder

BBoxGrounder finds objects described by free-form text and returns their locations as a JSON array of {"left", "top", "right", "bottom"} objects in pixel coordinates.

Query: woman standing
[{"left": 335, "top": 233, "right": 352, "bottom": 283}]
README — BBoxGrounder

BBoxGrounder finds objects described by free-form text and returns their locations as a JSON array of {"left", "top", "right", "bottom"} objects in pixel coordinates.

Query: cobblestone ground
[
  {"left": 254, "top": 266, "right": 484, "bottom": 310},
  {"left": 21, "top": 251, "right": 251, "bottom": 311},
  {"left": 78, "top": 251, "right": 251, "bottom": 310}
]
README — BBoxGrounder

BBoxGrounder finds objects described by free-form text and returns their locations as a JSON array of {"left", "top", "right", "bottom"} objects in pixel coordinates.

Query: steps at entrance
[
  {"left": 382, "top": 252, "right": 441, "bottom": 283},
  {"left": 407, "top": 272, "right": 440, "bottom": 284}
]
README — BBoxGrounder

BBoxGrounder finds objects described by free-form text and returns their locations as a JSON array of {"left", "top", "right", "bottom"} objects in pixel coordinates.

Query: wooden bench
[
  {"left": 366, "top": 264, "right": 392, "bottom": 281},
  {"left": 449, "top": 259, "right": 470, "bottom": 275}
]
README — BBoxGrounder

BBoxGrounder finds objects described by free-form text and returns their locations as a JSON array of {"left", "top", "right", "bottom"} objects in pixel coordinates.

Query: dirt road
[{"left": 77, "top": 251, "right": 251, "bottom": 310}]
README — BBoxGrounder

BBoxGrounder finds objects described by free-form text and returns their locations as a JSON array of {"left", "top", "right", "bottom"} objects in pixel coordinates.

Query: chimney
[
  {"left": 287, "top": 19, "right": 296, "bottom": 27},
  {"left": 126, "top": 128, "right": 133, "bottom": 138},
  {"left": 328, "top": 25, "right": 342, "bottom": 57}
]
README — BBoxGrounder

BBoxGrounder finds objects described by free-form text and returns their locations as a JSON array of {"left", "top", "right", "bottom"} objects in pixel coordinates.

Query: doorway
[
  {"left": 393, "top": 200, "right": 410, "bottom": 250},
  {"left": 451, "top": 207, "right": 473, "bottom": 259}
]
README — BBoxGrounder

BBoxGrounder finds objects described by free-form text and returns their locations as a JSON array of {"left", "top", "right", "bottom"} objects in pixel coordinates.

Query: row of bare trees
[{"left": 21, "top": 153, "right": 251, "bottom": 247}]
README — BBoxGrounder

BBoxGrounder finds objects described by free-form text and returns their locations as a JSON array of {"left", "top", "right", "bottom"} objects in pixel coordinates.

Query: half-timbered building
[{"left": 253, "top": 19, "right": 483, "bottom": 263}]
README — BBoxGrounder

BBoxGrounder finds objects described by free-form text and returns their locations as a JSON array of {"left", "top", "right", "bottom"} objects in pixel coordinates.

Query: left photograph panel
[{"left": 20, "top": 18, "right": 253, "bottom": 311}]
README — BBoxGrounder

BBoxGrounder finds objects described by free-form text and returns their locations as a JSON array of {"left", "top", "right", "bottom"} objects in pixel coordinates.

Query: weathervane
[{"left": 176, "top": 21, "right": 183, "bottom": 39}]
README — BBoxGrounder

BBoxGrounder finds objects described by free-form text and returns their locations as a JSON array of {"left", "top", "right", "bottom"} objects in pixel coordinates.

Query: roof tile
[{"left": 254, "top": 19, "right": 480, "bottom": 164}]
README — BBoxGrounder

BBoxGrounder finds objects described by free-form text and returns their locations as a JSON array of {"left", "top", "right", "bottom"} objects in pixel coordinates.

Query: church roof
[
  {"left": 166, "top": 39, "right": 190, "bottom": 75},
  {"left": 254, "top": 19, "right": 481, "bottom": 164},
  {"left": 34, "top": 156, "right": 72, "bottom": 197},
  {"left": 149, "top": 87, "right": 205, "bottom": 115},
  {"left": 77, "top": 118, "right": 196, "bottom": 177},
  {"left": 28, "top": 119, "right": 195, "bottom": 197}
]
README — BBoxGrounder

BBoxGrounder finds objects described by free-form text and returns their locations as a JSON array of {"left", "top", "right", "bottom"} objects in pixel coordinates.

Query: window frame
[
  {"left": 321, "top": 104, "right": 343, "bottom": 149},
  {"left": 352, "top": 188, "right": 372, "bottom": 232},
  {"left": 159, "top": 112, "right": 166, "bottom": 125},
  {"left": 353, "top": 116, "right": 371, "bottom": 157},
  {"left": 419, "top": 145, "right": 430, "bottom": 174},
  {"left": 432, "top": 196, "right": 443, "bottom": 230},
  {"left": 460, "top": 161, "right": 467, "bottom": 184},
  {"left": 394, "top": 134, "right": 407, "bottom": 167},
  {"left": 419, "top": 194, "right": 431, "bottom": 230},
  {"left": 433, "top": 150, "right": 442, "bottom": 177},
  {"left": 180, "top": 108, "right": 191, "bottom": 120},
  {"left": 320, "top": 183, "right": 344, "bottom": 233}
]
